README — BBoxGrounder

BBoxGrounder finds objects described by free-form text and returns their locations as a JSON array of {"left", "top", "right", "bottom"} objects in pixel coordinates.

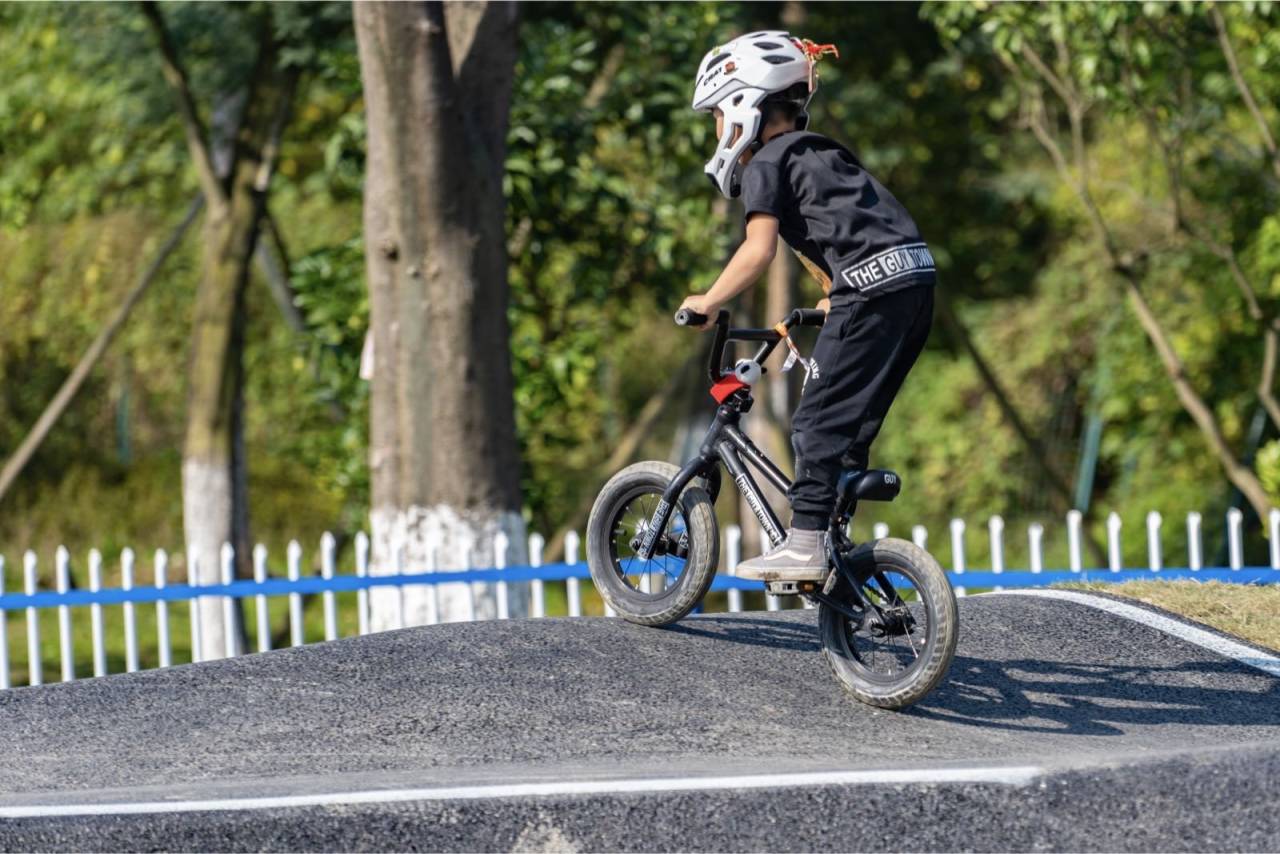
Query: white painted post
[
  {"left": 494, "top": 530, "right": 511, "bottom": 620},
  {"left": 395, "top": 543, "right": 410, "bottom": 629},
  {"left": 56, "top": 546, "right": 74, "bottom": 682},
  {"left": 528, "top": 534, "right": 545, "bottom": 619},
  {"left": 187, "top": 547, "right": 202, "bottom": 664},
  {"left": 287, "top": 540, "right": 304, "bottom": 646},
  {"left": 565, "top": 531, "right": 582, "bottom": 617},
  {"left": 23, "top": 551, "right": 40, "bottom": 686},
  {"left": 1187, "top": 512, "right": 1203, "bottom": 571},
  {"left": 51, "top": 548, "right": 73, "bottom": 680},
  {"left": 1028, "top": 523, "right": 1044, "bottom": 574},
  {"left": 121, "top": 548, "right": 139, "bottom": 673},
  {"left": 458, "top": 537, "right": 477, "bottom": 624},
  {"left": 949, "top": 518, "right": 966, "bottom": 598},
  {"left": 154, "top": 549, "right": 171, "bottom": 669},
  {"left": 320, "top": 532, "right": 338, "bottom": 640},
  {"left": 460, "top": 535, "right": 481, "bottom": 622},
  {"left": 253, "top": 545, "right": 270, "bottom": 653},
  {"left": 423, "top": 531, "right": 439, "bottom": 626},
  {"left": 220, "top": 543, "right": 238, "bottom": 658},
  {"left": 912, "top": 525, "right": 928, "bottom": 550},
  {"left": 725, "top": 525, "right": 743, "bottom": 614},
  {"left": 1106, "top": 512, "right": 1122, "bottom": 572},
  {"left": 88, "top": 549, "right": 106, "bottom": 677},
  {"left": 1067, "top": 509, "right": 1083, "bottom": 572},
  {"left": 1146, "top": 512, "right": 1163, "bottom": 572},
  {"left": 1226, "top": 508, "right": 1244, "bottom": 570},
  {"left": 1270, "top": 509, "right": 1280, "bottom": 571},
  {"left": 0, "top": 556, "right": 9, "bottom": 690},
  {"left": 988, "top": 516, "right": 1004, "bottom": 591},
  {"left": 355, "top": 532, "right": 371, "bottom": 636},
  {"left": 873, "top": 522, "right": 890, "bottom": 540}
]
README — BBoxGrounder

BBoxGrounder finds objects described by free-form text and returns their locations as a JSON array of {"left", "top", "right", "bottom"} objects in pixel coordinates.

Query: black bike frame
[
  {"left": 635, "top": 306, "right": 886, "bottom": 617},
  {"left": 636, "top": 398, "right": 792, "bottom": 560}
]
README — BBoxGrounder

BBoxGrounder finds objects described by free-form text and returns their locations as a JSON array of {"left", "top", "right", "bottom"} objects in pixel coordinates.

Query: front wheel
[
  {"left": 819, "top": 537, "right": 958, "bottom": 710},
  {"left": 586, "top": 461, "right": 719, "bottom": 626}
]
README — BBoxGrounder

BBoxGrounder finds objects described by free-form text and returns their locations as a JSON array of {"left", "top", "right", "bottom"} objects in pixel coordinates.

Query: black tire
[
  {"left": 586, "top": 461, "right": 719, "bottom": 626},
  {"left": 819, "top": 537, "right": 958, "bottom": 710}
]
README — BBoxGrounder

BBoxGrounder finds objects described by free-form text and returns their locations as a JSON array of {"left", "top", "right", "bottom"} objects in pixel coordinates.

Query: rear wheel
[
  {"left": 819, "top": 537, "right": 958, "bottom": 710},
  {"left": 586, "top": 461, "right": 719, "bottom": 626}
]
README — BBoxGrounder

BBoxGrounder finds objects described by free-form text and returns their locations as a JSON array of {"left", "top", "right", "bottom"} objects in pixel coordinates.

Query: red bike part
[{"left": 710, "top": 375, "right": 747, "bottom": 403}]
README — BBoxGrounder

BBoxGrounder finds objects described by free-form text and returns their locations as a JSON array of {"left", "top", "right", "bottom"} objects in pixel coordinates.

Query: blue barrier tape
[{"left": 0, "top": 565, "right": 1276, "bottom": 611}]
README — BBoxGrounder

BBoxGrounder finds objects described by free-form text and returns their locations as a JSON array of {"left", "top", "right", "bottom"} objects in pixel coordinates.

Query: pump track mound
[{"left": 0, "top": 590, "right": 1278, "bottom": 852}]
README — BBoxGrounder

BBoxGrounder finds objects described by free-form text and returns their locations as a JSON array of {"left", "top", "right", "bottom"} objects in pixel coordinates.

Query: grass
[{"left": 1059, "top": 580, "right": 1280, "bottom": 652}]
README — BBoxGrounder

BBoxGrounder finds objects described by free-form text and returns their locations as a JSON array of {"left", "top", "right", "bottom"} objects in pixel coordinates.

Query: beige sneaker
[{"left": 735, "top": 528, "right": 829, "bottom": 581}]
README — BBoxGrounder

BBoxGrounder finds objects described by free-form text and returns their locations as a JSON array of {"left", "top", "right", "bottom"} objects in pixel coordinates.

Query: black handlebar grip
[
  {"left": 675, "top": 309, "right": 708, "bottom": 327},
  {"left": 793, "top": 308, "right": 828, "bottom": 328}
]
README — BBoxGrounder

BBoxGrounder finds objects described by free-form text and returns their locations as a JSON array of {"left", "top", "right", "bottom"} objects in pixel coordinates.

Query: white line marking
[
  {"left": 994, "top": 589, "right": 1280, "bottom": 679},
  {"left": 0, "top": 766, "right": 1043, "bottom": 818}
]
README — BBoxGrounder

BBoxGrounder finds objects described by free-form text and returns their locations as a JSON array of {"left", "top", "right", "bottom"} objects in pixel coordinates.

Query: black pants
[{"left": 788, "top": 286, "right": 934, "bottom": 530}]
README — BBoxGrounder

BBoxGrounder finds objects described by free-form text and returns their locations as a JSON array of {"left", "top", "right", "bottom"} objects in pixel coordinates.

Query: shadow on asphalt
[
  {"left": 660, "top": 614, "right": 820, "bottom": 653},
  {"left": 663, "top": 613, "right": 1280, "bottom": 737},
  {"left": 912, "top": 654, "right": 1280, "bottom": 735}
]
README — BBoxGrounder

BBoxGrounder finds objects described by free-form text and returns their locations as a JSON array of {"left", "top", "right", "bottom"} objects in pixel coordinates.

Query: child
[{"left": 679, "top": 32, "right": 936, "bottom": 580}]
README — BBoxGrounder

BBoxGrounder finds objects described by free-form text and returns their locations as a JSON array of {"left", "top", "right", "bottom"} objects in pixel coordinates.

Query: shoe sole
[{"left": 734, "top": 566, "right": 830, "bottom": 582}]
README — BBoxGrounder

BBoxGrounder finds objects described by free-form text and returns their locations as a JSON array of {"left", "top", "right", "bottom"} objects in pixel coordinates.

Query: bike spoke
[{"left": 608, "top": 488, "right": 691, "bottom": 595}]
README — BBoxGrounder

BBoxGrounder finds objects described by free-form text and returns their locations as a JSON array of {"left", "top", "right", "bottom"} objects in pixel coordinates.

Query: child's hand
[
  {"left": 678, "top": 295, "right": 721, "bottom": 330},
  {"left": 815, "top": 297, "right": 831, "bottom": 314}
]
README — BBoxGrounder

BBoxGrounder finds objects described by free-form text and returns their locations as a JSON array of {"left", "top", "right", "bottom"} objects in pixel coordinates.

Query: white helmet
[{"left": 691, "top": 32, "right": 833, "bottom": 198}]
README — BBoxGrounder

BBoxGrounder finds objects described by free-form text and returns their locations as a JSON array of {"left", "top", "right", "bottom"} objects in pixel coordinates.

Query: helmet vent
[
  {"left": 753, "top": 41, "right": 783, "bottom": 49},
  {"left": 706, "top": 53, "right": 732, "bottom": 70},
  {"left": 762, "top": 55, "right": 795, "bottom": 65},
  {"left": 732, "top": 94, "right": 744, "bottom": 106}
]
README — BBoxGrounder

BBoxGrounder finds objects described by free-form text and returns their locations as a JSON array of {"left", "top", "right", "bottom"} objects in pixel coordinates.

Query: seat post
[{"left": 829, "top": 496, "right": 857, "bottom": 532}]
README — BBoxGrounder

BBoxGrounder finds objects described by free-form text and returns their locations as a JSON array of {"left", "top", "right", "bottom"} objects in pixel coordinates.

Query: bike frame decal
[
  {"left": 718, "top": 440, "right": 786, "bottom": 548},
  {"left": 734, "top": 472, "right": 786, "bottom": 545},
  {"left": 637, "top": 499, "right": 671, "bottom": 559}
]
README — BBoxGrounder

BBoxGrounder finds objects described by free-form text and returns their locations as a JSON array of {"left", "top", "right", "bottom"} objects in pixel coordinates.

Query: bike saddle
[{"left": 836, "top": 469, "right": 901, "bottom": 502}]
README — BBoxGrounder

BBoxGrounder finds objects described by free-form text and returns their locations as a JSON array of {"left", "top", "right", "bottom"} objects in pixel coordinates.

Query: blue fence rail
[
  {"left": 2, "top": 507, "right": 1279, "bottom": 690},
  {"left": 2, "top": 565, "right": 1279, "bottom": 612}
]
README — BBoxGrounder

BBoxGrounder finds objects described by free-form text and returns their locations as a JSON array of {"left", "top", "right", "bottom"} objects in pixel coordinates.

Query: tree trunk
[
  {"left": 355, "top": 1, "right": 527, "bottom": 627},
  {"left": 145, "top": 4, "right": 298, "bottom": 658}
]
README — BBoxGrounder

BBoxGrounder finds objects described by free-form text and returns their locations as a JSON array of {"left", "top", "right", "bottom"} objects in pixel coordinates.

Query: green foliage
[
  {"left": 281, "top": 238, "right": 370, "bottom": 521},
  {"left": 3, "top": 1, "right": 1279, "bottom": 569},
  {"left": 506, "top": 3, "right": 739, "bottom": 530}
]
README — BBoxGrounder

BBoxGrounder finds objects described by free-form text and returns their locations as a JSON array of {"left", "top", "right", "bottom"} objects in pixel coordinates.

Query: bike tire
[
  {"left": 586, "top": 461, "right": 719, "bottom": 626},
  {"left": 819, "top": 537, "right": 958, "bottom": 710}
]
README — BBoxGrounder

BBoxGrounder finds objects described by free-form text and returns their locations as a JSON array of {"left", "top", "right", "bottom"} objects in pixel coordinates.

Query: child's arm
[{"left": 678, "top": 214, "right": 779, "bottom": 328}]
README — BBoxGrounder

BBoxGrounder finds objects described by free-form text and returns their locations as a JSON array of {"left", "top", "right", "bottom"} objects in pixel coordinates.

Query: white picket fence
[{"left": 2, "top": 506, "right": 1278, "bottom": 690}]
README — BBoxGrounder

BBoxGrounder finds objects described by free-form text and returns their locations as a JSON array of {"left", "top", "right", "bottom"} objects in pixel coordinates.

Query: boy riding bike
[{"left": 679, "top": 31, "right": 936, "bottom": 582}]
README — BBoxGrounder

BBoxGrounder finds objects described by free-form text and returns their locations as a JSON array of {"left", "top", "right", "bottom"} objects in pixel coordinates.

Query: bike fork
[{"left": 636, "top": 455, "right": 714, "bottom": 561}]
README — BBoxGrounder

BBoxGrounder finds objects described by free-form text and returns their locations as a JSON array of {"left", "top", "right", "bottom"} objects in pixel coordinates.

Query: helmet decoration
[{"left": 691, "top": 32, "right": 839, "bottom": 199}]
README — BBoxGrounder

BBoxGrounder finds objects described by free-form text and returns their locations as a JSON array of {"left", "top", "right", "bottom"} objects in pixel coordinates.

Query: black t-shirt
[{"left": 740, "top": 131, "right": 936, "bottom": 303}]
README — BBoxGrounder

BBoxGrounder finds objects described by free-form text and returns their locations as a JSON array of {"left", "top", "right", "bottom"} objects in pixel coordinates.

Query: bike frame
[
  {"left": 636, "top": 396, "right": 790, "bottom": 560},
  {"left": 636, "top": 307, "right": 887, "bottom": 619}
]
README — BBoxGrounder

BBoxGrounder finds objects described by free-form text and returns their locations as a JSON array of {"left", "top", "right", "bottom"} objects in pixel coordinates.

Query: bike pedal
[{"left": 763, "top": 580, "right": 821, "bottom": 596}]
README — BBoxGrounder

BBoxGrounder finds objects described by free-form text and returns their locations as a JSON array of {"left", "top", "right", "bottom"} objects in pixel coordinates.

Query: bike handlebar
[
  {"left": 673, "top": 306, "right": 826, "bottom": 385},
  {"left": 673, "top": 308, "right": 710, "bottom": 327}
]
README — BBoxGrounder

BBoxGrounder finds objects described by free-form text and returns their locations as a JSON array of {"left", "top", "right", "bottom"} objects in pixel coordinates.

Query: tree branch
[
  {"left": 139, "top": 2, "right": 227, "bottom": 212},
  {"left": 1017, "top": 52, "right": 1274, "bottom": 520},
  {"left": 0, "top": 196, "right": 204, "bottom": 505},
  {"left": 543, "top": 354, "right": 697, "bottom": 562},
  {"left": 1209, "top": 3, "right": 1280, "bottom": 181},
  {"left": 936, "top": 291, "right": 1108, "bottom": 565}
]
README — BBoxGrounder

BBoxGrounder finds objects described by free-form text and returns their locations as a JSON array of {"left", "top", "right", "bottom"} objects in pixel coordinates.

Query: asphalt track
[{"left": 1, "top": 591, "right": 1278, "bottom": 851}]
